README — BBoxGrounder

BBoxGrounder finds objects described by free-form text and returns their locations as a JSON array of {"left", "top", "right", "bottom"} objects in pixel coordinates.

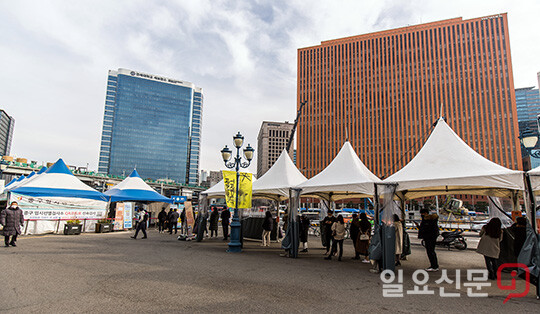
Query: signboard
[
  {"left": 185, "top": 201, "right": 194, "bottom": 236},
  {"left": 171, "top": 195, "right": 187, "bottom": 203},
  {"left": 114, "top": 203, "right": 124, "bottom": 230},
  {"left": 11, "top": 192, "right": 107, "bottom": 220},
  {"left": 123, "top": 202, "right": 133, "bottom": 229},
  {"left": 222, "top": 171, "right": 252, "bottom": 209}
]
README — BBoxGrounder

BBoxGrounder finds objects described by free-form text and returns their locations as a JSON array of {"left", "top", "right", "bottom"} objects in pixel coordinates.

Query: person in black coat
[
  {"left": 0, "top": 201, "right": 24, "bottom": 247},
  {"left": 350, "top": 213, "right": 360, "bottom": 259},
  {"left": 322, "top": 210, "right": 336, "bottom": 255},
  {"left": 418, "top": 208, "right": 440, "bottom": 271},
  {"left": 261, "top": 210, "right": 273, "bottom": 246},
  {"left": 299, "top": 215, "right": 310, "bottom": 252},
  {"left": 209, "top": 208, "right": 219, "bottom": 237},
  {"left": 221, "top": 208, "right": 231, "bottom": 240},
  {"left": 180, "top": 208, "right": 186, "bottom": 234},
  {"left": 511, "top": 217, "right": 527, "bottom": 257},
  {"left": 157, "top": 207, "right": 167, "bottom": 233},
  {"left": 168, "top": 209, "right": 180, "bottom": 234}
]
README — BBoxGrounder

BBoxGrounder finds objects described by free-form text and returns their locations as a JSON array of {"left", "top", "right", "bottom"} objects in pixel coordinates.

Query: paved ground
[{"left": 0, "top": 229, "right": 538, "bottom": 313}]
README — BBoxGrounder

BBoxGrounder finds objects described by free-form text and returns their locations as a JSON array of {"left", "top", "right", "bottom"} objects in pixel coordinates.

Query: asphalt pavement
[{"left": 0, "top": 229, "right": 538, "bottom": 313}]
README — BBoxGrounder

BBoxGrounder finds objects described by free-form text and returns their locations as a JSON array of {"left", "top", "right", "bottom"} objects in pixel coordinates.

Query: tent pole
[{"left": 524, "top": 174, "right": 538, "bottom": 234}]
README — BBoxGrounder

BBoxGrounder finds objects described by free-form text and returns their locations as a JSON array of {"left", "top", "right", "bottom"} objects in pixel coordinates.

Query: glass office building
[
  {"left": 0, "top": 109, "right": 15, "bottom": 156},
  {"left": 98, "top": 69, "right": 203, "bottom": 185},
  {"left": 515, "top": 86, "right": 540, "bottom": 169}
]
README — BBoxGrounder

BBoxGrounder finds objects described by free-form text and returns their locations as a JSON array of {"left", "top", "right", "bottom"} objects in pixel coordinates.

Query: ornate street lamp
[
  {"left": 520, "top": 130, "right": 540, "bottom": 159},
  {"left": 221, "top": 132, "right": 254, "bottom": 252}
]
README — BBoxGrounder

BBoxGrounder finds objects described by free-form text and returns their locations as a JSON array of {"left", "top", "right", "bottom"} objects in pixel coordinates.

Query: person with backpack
[{"left": 168, "top": 209, "right": 179, "bottom": 234}]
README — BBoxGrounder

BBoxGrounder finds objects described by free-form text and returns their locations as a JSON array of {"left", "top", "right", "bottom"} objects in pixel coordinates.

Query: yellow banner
[{"left": 222, "top": 170, "right": 252, "bottom": 209}]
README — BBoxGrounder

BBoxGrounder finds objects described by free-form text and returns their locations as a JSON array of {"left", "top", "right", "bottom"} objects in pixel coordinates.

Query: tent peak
[
  {"left": 46, "top": 158, "right": 73, "bottom": 175},
  {"left": 128, "top": 169, "right": 141, "bottom": 178}
]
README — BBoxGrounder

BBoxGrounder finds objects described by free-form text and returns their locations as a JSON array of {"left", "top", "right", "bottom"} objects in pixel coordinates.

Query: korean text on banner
[
  {"left": 222, "top": 170, "right": 253, "bottom": 209},
  {"left": 185, "top": 201, "right": 194, "bottom": 236},
  {"left": 123, "top": 203, "right": 133, "bottom": 229},
  {"left": 114, "top": 203, "right": 124, "bottom": 230}
]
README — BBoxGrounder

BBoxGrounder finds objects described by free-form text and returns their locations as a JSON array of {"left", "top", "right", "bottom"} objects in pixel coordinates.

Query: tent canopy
[
  {"left": 10, "top": 158, "right": 107, "bottom": 201},
  {"left": 104, "top": 169, "right": 172, "bottom": 203},
  {"left": 252, "top": 150, "right": 307, "bottom": 201},
  {"left": 201, "top": 173, "right": 257, "bottom": 199},
  {"left": 296, "top": 141, "right": 381, "bottom": 201},
  {"left": 385, "top": 118, "right": 524, "bottom": 199},
  {"left": 527, "top": 166, "right": 540, "bottom": 193},
  {"left": 4, "top": 178, "right": 18, "bottom": 188},
  {"left": 6, "top": 175, "right": 28, "bottom": 191}
]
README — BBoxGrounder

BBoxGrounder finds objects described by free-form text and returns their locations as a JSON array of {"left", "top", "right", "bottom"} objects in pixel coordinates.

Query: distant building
[
  {"left": 200, "top": 170, "right": 208, "bottom": 184},
  {"left": 257, "top": 121, "right": 294, "bottom": 178},
  {"left": 98, "top": 68, "right": 203, "bottom": 184},
  {"left": 207, "top": 170, "right": 223, "bottom": 188},
  {"left": 297, "top": 14, "right": 522, "bottom": 179},
  {"left": 0, "top": 110, "right": 15, "bottom": 156},
  {"left": 515, "top": 86, "right": 540, "bottom": 169}
]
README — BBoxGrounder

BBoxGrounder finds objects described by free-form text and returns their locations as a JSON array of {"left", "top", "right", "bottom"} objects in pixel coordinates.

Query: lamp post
[
  {"left": 221, "top": 132, "right": 254, "bottom": 253},
  {"left": 519, "top": 130, "right": 540, "bottom": 171}
]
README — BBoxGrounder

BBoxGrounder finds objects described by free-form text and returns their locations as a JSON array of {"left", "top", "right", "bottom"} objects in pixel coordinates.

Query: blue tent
[
  {"left": 4, "top": 178, "right": 17, "bottom": 188},
  {"left": 104, "top": 169, "right": 172, "bottom": 203},
  {"left": 11, "top": 159, "right": 107, "bottom": 201}
]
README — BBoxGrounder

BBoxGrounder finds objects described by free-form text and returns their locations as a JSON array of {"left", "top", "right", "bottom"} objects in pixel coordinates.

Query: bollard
[
  {"left": 83, "top": 219, "right": 87, "bottom": 233},
  {"left": 56, "top": 218, "right": 61, "bottom": 234},
  {"left": 24, "top": 220, "right": 29, "bottom": 235}
]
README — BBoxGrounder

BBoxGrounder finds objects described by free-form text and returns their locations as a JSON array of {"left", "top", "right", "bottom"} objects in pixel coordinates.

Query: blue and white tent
[
  {"left": 4, "top": 177, "right": 18, "bottom": 189},
  {"left": 104, "top": 169, "right": 172, "bottom": 203},
  {"left": 6, "top": 175, "right": 28, "bottom": 191},
  {"left": 11, "top": 159, "right": 106, "bottom": 201}
]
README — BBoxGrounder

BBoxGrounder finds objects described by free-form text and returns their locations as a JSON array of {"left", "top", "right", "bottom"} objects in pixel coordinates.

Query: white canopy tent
[
  {"left": 384, "top": 118, "right": 524, "bottom": 200},
  {"left": 252, "top": 150, "right": 307, "bottom": 201},
  {"left": 296, "top": 141, "right": 381, "bottom": 201},
  {"left": 528, "top": 166, "right": 540, "bottom": 193},
  {"left": 201, "top": 174, "right": 257, "bottom": 199}
]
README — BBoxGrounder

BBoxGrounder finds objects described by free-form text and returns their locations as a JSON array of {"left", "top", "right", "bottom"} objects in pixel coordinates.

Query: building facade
[
  {"left": 98, "top": 68, "right": 203, "bottom": 184},
  {"left": 515, "top": 86, "right": 540, "bottom": 169},
  {"left": 256, "top": 121, "right": 294, "bottom": 178},
  {"left": 0, "top": 110, "right": 15, "bottom": 156},
  {"left": 297, "top": 13, "right": 522, "bottom": 179}
]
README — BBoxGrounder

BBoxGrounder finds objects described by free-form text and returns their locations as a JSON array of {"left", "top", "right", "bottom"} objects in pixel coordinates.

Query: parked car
[{"left": 471, "top": 218, "right": 513, "bottom": 232}]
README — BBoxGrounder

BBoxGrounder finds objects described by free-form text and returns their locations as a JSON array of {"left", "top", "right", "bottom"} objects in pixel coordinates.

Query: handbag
[{"left": 359, "top": 232, "right": 369, "bottom": 241}]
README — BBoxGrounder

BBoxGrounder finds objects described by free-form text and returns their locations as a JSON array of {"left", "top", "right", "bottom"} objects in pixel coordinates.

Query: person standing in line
[
  {"left": 166, "top": 208, "right": 174, "bottom": 231},
  {"left": 261, "top": 210, "right": 273, "bottom": 247},
  {"left": 209, "top": 207, "right": 219, "bottom": 237},
  {"left": 325, "top": 214, "right": 346, "bottom": 261},
  {"left": 511, "top": 217, "right": 527, "bottom": 257},
  {"left": 221, "top": 208, "right": 231, "bottom": 240},
  {"left": 131, "top": 208, "right": 148, "bottom": 239},
  {"left": 321, "top": 210, "right": 336, "bottom": 255},
  {"left": 180, "top": 208, "right": 186, "bottom": 234},
  {"left": 299, "top": 214, "right": 310, "bottom": 252},
  {"left": 393, "top": 214, "right": 404, "bottom": 266},
  {"left": 418, "top": 208, "right": 440, "bottom": 272},
  {"left": 477, "top": 217, "right": 504, "bottom": 280},
  {"left": 0, "top": 201, "right": 24, "bottom": 247},
  {"left": 157, "top": 207, "right": 167, "bottom": 233},
  {"left": 350, "top": 213, "right": 360, "bottom": 259},
  {"left": 356, "top": 212, "right": 372, "bottom": 263},
  {"left": 169, "top": 209, "right": 179, "bottom": 234}
]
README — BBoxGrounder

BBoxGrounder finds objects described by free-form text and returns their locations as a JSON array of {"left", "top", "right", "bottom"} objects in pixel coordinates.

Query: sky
[{"left": 1, "top": 0, "right": 540, "bottom": 176}]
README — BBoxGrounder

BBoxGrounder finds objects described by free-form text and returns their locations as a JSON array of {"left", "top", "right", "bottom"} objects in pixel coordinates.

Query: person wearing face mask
[{"left": 0, "top": 201, "right": 25, "bottom": 247}]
